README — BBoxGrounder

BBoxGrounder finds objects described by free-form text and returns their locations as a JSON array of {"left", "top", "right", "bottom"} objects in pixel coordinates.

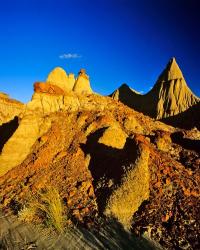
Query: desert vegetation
[
  {"left": 105, "top": 146, "right": 150, "bottom": 229},
  {"left": 19, "top": 186, "right": 66, "bottom": 233}
]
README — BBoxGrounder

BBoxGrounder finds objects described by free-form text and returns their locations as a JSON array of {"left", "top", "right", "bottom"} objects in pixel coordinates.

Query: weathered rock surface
[
  {"left": 162, "top": 102, "right": 200, "bottom": 130},
  {"left": 153, "top": 58, "right": 199, "bottom": 118},
  {"left": 45, "top": 67, "right": 93, "bottom": 95},
  {"left": 68, "top": 73, "right": 76, "bottom": 90},
  {"left": 132, "top": 140, "right": 200, "bottom": 249},
  {"left": 34, "top": 82, "right": 65, "bottom": 95},
  {"left": 0, "top": 87, "right": 160, "bottom": 177},
  {"left": 0, "top": 113, "right": 51, "bottom": 176},
  {"left": 46, "top": 67, "right": 75, "bottom": 92},
  {"left": 111, "top": 58, "right": 199, "bottom": 122},
  {"left": 98, "top": 125, "right": 127, "bottom": 149},
  {"left": 0, "top": 92, "right": 24, "bottom": 125},
  {"left": 0, "top": 210, "right": 159, "bottom": 250},
  {"left": 73, "top": 69, "right": 93, "bottom": 94}
]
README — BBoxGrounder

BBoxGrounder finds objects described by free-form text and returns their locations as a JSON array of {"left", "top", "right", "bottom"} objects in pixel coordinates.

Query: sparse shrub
[
  {"left": 19, "top": 187, "right": 65, "bottom": 233},
  {"left": 105, "top": 147, "right": 150, "bottom": 229},
  {"left": 18, "top": 206, "right": 36, "bottom": 223}
]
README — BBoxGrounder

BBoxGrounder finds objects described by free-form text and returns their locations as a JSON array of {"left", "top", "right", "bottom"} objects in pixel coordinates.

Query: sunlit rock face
[
  {"left": 0, "top": 92, "right": 24, "bottom": 125},
  {"left": 46, "top": 67, "right": 93, "bottom": 94},
  {"left": 73, "top": 69, "right": 93, "bottom": 94},
  {"left": 46, "top": 67, "right": 75, "bottom": 92},
  {"left": 111, "top": 58, "right": 199, "bottom": 120},
  {"left": 153, "top": 57, "right": 199, "bottom": 119},
  {"left": 68, "top": 73, "right": 76, "bottom": 90}
]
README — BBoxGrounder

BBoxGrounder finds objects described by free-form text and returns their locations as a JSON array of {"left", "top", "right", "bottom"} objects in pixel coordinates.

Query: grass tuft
[
  {"left": 19, "top": 186, "right": 65, "bottom": 233},
  {"left": 105, "top": 147, "right": 150, "bottom": 229}
]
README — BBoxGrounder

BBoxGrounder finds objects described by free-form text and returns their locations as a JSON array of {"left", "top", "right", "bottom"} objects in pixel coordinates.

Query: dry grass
[
  {"left": 105, "top": 146, "right": 150, "bottom": 229},
  {"left": 19, "top": 187, "right": 65, "bottom": 233},
  {"left": 18, "top": 206, "right": 36, "bottom": 223}
]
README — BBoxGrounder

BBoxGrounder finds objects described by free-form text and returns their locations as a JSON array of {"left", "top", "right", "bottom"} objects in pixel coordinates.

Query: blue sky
[{"left": 0, "top": 0, "right": 199, "bottom": 102}]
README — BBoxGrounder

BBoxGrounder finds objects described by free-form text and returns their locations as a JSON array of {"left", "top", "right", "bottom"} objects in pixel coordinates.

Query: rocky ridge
[{"left": 111, "top": 58, "right": 199, "bottom": 121}]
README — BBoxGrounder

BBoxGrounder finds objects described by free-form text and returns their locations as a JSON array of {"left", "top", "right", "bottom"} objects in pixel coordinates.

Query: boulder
[{"left": 98, "top": 125, "right": 127, "bottom": 149}]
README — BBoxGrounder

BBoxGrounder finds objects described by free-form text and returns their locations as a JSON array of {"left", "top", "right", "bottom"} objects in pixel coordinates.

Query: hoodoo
[{"left": 73, "top": 69, "right": 93, "bottom": 94}]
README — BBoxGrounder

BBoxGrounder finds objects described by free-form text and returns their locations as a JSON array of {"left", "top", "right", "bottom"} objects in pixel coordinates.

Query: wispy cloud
[{"left": 59, "top": 53, "right": 82, "bottom": 59}]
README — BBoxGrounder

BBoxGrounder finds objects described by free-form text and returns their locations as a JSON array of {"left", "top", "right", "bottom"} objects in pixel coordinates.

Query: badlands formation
[
  {"left": 0, "top": 61, "right": 199, "bottom": 249},
  {"left": 111, "top": 58, "right": 199, "bottom": 120}
]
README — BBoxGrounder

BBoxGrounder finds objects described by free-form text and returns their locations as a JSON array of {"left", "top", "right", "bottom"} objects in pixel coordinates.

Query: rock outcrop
[
  {"left": 111, "top": 58, "right": 199, "bottom": 121},
  {"left": 46, "top": 67, "right": 75, "bottom": 92},
  {"left": 0, "top": 92, "right": 24, "bottom": 125},
  {"left": 152, "top": 57, "right": 199, "bottom": 118},
  {"left": 73, "top": 69, "right": 93, "bottom": 94},
  {"left": 34, "top": 82, "right": 65, "bottom": 95},
  {"left": 45, "top": 67, "right": 93, "bottom": 94},
  {"left": 98, "top": 125, "right": 127, "bottom": 149},
  {"left": 68, "top": 73, "right": 76, "bottom": 90}
]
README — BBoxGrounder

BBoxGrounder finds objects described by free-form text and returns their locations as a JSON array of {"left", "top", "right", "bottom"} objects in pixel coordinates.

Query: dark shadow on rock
[
  {"left": 81, "top": 127, "right": 138, "bottom": 213},
  {"left": 171, "top": 131, "right": 200, "bottom": 154},
  {"left": 161, "top": 102, "right": 200, "bottom": 130},
  {"left": 0, "top": 116, "right": 19, "bottom": 153},
  {"left": 78, "top": 218, "right": 160, "bottom": 250}
]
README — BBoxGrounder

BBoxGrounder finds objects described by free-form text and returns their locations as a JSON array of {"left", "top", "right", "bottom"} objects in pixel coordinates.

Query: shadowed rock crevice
[
  {"left": 81, "top": 128, "right": 138, "bottom": 213},
  {"left": 171, "top": 131, "right": 200, "bottom": 154},
  {"left": 0, "top": 116, "right": 19, "bottom": 153},
  {"left": 161, "top": 102, "right": 200, "bottom": 130}
]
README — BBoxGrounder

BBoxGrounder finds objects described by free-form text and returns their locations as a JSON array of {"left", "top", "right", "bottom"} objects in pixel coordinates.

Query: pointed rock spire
[
  {"left": 157, "top": 57, "right": 184, "bottom": 82},
  {"left": 154, "top": 57, "right": 199, "bottom": 118},
  {"left": 110, "top": 57, "right": 199, "bottom": 121},
  {"left": 73, "top": 69, "right": 93, "bottom": 94}
]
